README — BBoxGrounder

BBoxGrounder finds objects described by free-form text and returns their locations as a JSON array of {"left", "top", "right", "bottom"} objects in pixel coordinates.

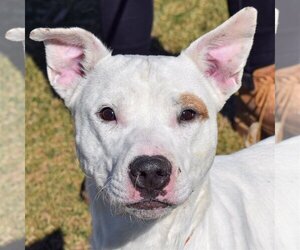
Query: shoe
[{"left": 234, "top": 64, "right": 275, "bottom": 146}]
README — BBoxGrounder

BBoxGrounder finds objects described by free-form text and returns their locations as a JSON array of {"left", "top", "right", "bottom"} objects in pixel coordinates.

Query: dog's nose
[{"left": 129, "top": 155, "right": 172, "bottom": 197}]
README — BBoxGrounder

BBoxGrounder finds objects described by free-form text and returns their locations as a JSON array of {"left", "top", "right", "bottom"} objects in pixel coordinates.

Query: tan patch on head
[{"left": 180, "top": 93, "right": 209, "bottom": 119}]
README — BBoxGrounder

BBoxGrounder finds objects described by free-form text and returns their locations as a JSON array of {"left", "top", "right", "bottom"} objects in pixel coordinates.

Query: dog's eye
[
  {"left": 97, "top": 107, "right": 116, "bottom": 121},
  {"left": 179, "top": 109, "right": 197, "bottom": 122}
]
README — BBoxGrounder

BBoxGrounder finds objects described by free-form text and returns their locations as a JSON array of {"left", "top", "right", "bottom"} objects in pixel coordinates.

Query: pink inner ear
[
  {"left": 206, "top": 44, "right": 242, "bottom": 90},
  {"left": 53, "top": 44, "right": 85, "bottom": 86}
]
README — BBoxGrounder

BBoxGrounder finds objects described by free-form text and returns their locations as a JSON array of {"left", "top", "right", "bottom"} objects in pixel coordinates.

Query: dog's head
[{"left": 30, "top": 8, "right": 256, "bottom": 220}]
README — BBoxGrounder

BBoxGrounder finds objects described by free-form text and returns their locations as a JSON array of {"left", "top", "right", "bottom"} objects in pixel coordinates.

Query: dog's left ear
[
  {"left": 183, "top": 7, "right": 257, "bottom": 110},
  {"left": 30, "top": 28, "right": 110, "bottom": 106}
]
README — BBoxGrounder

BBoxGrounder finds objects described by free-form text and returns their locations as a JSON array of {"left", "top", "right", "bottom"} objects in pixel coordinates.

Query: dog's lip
[{"left": 126, "top": 200, "right": 172, "bottom": 210}]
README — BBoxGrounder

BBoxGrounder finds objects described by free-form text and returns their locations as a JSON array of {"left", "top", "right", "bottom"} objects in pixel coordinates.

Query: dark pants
[
  {"left": 227, "top": 0, "right": 275, "bottom": 73},
  {"left": 100, "top": 0, "right": 275, "bottom": 70},
  {"left": 99, "top": 0, "right": 153, "bottom": 55}
]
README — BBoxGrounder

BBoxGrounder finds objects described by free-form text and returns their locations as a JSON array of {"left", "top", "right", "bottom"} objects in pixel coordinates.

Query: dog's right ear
[{"left": 30, "top": 28, "right": 110, "bottom": 105}]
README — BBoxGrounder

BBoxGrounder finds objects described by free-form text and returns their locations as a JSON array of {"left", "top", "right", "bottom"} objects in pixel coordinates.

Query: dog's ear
[
  {"left": 5, "top": 28, "right": 25, "bottom": 42},
  {"left": 30, "top": 28, "right": 110, "bottom": 105},
  {"left": 183, "top": 7, "right": 257, "bottom": 110}
]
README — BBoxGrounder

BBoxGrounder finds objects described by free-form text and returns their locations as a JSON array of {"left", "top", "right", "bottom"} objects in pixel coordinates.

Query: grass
[
  {"left": 0, "top": 53, "right": 25, "bottom": 245},
  {"left": 26, "top": 0, "right": 243, "bottom": 249},
  {"left": 25, "top": 57, "right": 90, "bottom": 249},
  {"left": 152, "top": 0, "right": 229, "bottom": 53}
]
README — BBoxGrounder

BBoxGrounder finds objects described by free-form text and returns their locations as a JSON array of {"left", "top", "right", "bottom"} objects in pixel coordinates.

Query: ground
[
  {"left": 25, "top": 0, "right": 244, "bottom": 249},
  {"left": 0, "top": 54, "right": 24, "bottom": 246}
]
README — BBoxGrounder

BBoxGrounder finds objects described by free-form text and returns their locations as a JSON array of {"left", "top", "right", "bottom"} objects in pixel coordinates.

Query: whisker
[
  {"left": 83, "top": 173, "right": 93, "bottom": 179},
  {"left": 134, "top": 173, "right": 140, "bottom": 190},
  {"left": 92, "top": 177, "right": 112, "bottom": 206}
]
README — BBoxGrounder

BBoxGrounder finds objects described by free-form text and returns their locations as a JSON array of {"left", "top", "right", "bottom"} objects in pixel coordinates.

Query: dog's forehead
[{"left": 84, "top": 54, "right": 212, "bottom": 107}]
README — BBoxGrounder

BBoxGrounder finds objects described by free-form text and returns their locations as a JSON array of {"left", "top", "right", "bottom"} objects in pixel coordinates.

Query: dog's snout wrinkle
[{"left": 129, "top": 155, "right": 172, "bottom": 198}]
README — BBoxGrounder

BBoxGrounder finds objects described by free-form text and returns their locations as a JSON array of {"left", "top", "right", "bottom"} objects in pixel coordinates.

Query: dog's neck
[{"left": 88, "top": 177, "right": 210, "bottom": 249}]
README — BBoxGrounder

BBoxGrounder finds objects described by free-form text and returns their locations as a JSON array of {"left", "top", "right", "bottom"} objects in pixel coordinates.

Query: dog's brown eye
[
  {"left": 179, "top": 109, "right": 197, "bottom": 122},
  {"left": 98, "top": 107, "right": 116, "bottom": 121}
]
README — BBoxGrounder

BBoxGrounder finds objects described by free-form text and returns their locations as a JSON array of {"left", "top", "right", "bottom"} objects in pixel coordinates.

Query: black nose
[{"left": 129, "top": 155, "right": 172, "bottom": 198}]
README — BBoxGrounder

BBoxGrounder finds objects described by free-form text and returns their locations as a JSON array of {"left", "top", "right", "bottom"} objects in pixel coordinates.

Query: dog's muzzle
[{"left": 129, "top": 155, "right": 172, "bottom": 199}]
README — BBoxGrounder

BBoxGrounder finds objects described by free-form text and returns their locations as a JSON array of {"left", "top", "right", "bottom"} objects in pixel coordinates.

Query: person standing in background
[
  {"left": 99, "top": 0, "right": 153, "bottom": 55},
  {"left": 226, "top": 0, "right": 275, "bottom": 145}
]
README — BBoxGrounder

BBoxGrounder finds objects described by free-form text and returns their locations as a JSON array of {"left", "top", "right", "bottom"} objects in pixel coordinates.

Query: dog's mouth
[{"left": 126, "top": 200, "right": 172, "bottom": 210}]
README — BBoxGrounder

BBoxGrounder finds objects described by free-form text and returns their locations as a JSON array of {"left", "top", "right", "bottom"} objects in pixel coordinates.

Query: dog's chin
[{"left": 124, "top": 200, "right": 175, "bottom": 220}]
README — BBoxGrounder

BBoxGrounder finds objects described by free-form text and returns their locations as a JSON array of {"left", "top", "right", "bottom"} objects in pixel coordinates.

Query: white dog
[{"left": 30, "top": 7, "right": 300, "bottom": 250}]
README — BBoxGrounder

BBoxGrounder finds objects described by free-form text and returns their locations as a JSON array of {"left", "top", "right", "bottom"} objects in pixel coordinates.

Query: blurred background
[
  {"left": 23, "top": 0, "right": 298, "bottom": 249},
  {"left": 0, "top": 0, "right": 25, "bottom": 249},
  {"left": 275, "top": 1, "right": 300, "bottom": 141}
]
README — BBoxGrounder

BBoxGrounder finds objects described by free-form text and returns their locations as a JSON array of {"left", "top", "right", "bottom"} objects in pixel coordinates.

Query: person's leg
[
  {"left": 226, "top": 0, "right": 275, "bottom": 143},
  {"left": 99, "top": 0, "right": 153, "bottom": 55},
  {"left": 227, "top": 0, "right": 275, "bottom": 73}
]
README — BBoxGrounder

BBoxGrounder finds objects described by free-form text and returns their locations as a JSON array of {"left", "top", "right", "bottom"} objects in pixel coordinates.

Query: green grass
[
  {"left": 152, "top": 0, "right": 229, "bottom": 53},
  {"left": 26, "top": 0, "right": 243, "bottom": 249}
]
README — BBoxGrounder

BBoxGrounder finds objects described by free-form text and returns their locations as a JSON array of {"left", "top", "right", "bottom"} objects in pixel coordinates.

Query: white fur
[
  {"left": 5, "top": 28, "right": 25, "bottom": 51},
  {"left": 5, "top": 28, "right": 25, "bottom": 42},
  {"left": 29, "top": 7, "right": 300, "bottom": 250}
]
